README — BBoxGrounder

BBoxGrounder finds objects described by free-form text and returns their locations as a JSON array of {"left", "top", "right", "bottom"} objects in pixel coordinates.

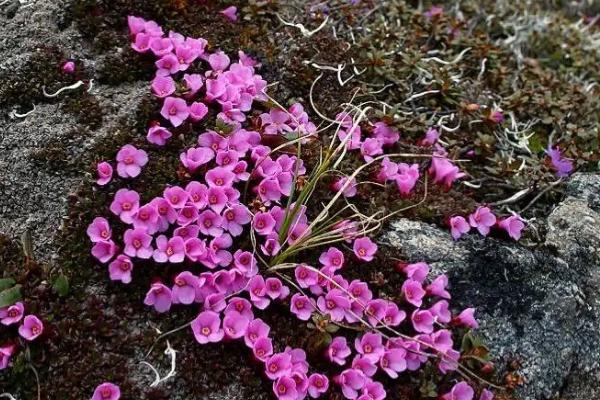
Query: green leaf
[
  {"left": 0, "top": 285, "right": 22, "bottom": 308},
  {"left": 0, "top": 278, "right": 16, "bottom": 292},
  {"left": 52, "top": 275, "right": 69, "bottom": 297}
]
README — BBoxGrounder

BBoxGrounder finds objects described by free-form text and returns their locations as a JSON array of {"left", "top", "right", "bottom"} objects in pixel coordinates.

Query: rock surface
[{"left": 380, "top": 173, "right": 600, "bottom": 400}]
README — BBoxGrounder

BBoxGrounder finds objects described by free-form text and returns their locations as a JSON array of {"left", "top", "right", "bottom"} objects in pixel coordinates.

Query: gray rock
[{"left": 379, "top": 173, "right": 600, "bottom": 400}]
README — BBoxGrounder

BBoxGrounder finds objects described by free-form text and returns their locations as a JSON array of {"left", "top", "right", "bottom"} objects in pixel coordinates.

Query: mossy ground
[{"left": 2, "top": 0, "right": 598, "bottom": 398}]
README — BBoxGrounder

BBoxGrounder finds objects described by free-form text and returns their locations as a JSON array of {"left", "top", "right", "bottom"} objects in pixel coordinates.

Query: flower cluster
[
  {"left": 0, "top": 301, "right": 44, "bottom": 370},
  {"left": 86, "top": 16, "right": 497, "bottom": 400},
  {"left": 450, "top": 206, "right": 525, "bottom": 241}
]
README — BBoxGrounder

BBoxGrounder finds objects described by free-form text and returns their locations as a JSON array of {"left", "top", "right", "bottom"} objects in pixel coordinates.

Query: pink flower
[
  {"left": 353, "top": 237, "right": 377, "bottom": 262},
  {"left": 273, "top": 376, "right": 297, "bottom": 400},
  {"left": 208, "top": 51, "right": 231, "bottom": 72},
  {"left": 252, "top": 211, "right": 276, "bottom": 236},
  {"left": 244, "top": 318, "right": 270, "bottom": 348},
  {"left": 441, "top": 382, "right": 474, "bottom": 400},
  {"left": 336, "top": 368, "right": 366, "bottom": 399},
  {"left": 380, "top": 348, "right": 407, "bottom": 378},
  {"left": 108, "top": 255, "right": 133, "bottom": 284},
  {"left": 191, "top": 311, "right": 225, "bottom": 344},
  {"left": 0, "top": 302, "right": 24, "bottom": 325},
  {"left": 206, "top": 167, "right": 235, "bottom": 188},
  {"left": 153, "top": 235, "right": 185, "bottom": 263},
  {"left": 354, "top": 332, "right": 384, "bottom": 363},
  {"left": 206, "top": 186, "right": 228, "bottom": 214},
  {"left": 233, "top": 250, "right": 257, "bottom": 277},
  {"left": 327, "top": 336, "right": 351, "bottom": 365},
  {"left": 147, "top": 125, "right": 172, "bottom": 146},
  {"left": 383, "top": 302, "right": 406, "bottom": 326},
  {"left": 468, "top": 206, "right": 497, "bottom": 236},
  {"left": 260, "top": 109, "right": 292, "bottom": 136},
  {"left": 429, "top": 156, "right": 465, "bottom": 188},
  {"left": 411, "top": 309, "right": 435, "bottom": 333},
  {"left": 265, "top": 277, "right": 289, "bottom": 300},
  {"left": 220, "top": 6, "right": 238, "bottom": 22},
  {"left": 332, "top": 176, "right": 358, "bottom": 197},
  {"left": 290, "top": 293, "right": 313, "bottom": 321},
  {"left": 144, "top": 283, "right": 172, "bottom": 313},
  {"left": 91, "top": 240, "right": 118, "bottom": 263},
  {"left": 0, "top": 344, "right": 15, "bottom": 370},
  {"left": 317, "top": 289, "right": 350, "bottom": 322},
  {"left": 319, "top": 247, "right": 344, "bottom": 270},
  {"left": 87, "top": 217, "right": 112, "bottom": 243},
  {"left": 360, "top": 380, "right": 386, "bottom": 400},
  {"left": 164, "top": 186, "right": 189, "bottom": 209},
  {"left": 431, "top": 329, "right": 453, "bottom": 352},
  {"left": 429, "top": 300, "right": 451, "bottom": 323},
  {"left": 253, "top": 336, "right": 274, "bottom": 361},
  {"left": 155, "top": 53, "right": 180, "bottom": 76},
  {"left": 480, "top": 389, "right": 494, "bottom": 400},
  {"left": 180, "top": 147, "right": 215, "bottom": 173},
  {"left": 161, "top": 97, "right": 189, "bottom": 127},
  {"left": 91, "top": 382, "right": 120, "bottom": 400},
  {"left": 189, "top": 102, "right": 209, "bottom": 122},
  {"left": 198, "top": 210, "right": 223, "bottom": 237},
  {"left": 426, "top": 275, "right": 451, "bottom": 299},
  {"left": 265, "top": 352, "right": 292, "bottom": 380},
  {"left": 131, "top": 33, "right": 151, "bottom": 53},
  {"left": 376, "top": 157, "right": 399, "bottom": 182},
  {"left": 223, "top": 311, "right": 249, "bottom": 339},
  {"left": 372, "top": 122, "right": 399, "bottom": 146},
  {"left": 123, "top": 228, "right": 153, "bottom": 259},
  {"left": 450, "top": 216, "right": 470, "bottom": 240},
  {"left": 401, "top": 262, "right": 429, "bottom": 282},
  {"left": 489, "top": 110, "right": 504, "bottom": 124},
  {"left": 149, "top": 37, "right": 173, "bottom": 56},
  {"left": 498, "top": 215, "right": 525, "bottom": 240},
  {"left": 62, "top": 61, "right": 75, "bottom": 74},
  {"left": 171, "top": 271, "right": 200, "bottom": 304},
  {"left": 116, "top": 144, "right": 148, "bottom": 179},
  {"left": 295, "top": 265, "right": 318, "bottom": 288},
  {"left": 419, "top": 127, "right": 439, "bottom": 146},
  {"left": 18, "top": 315, "right": 44, "bottom": 341},
  {"left": 132, "top": 203, "right": 160, "bottom": 234},
  {"left": 308, "top": 373, "right": 329, "bottom": 398},
  {"left": 546, "top": 145, "right": 573, "bottom": 177},
  {"left": 454, "top": 308, "right": 479, "bottom": 329},
  {"left": 395, "top": 163, "right": 419, "bottom": 196},
  {"left": 424, "top": 5, "right": 443, "bottom": 19},
  {"left": 439, "top": 348, "right": 461, "bottom": 374},
  {"left": 96, "top": 162, "right": 113, "bottom": 186},
  {"left": 222, "top": 205, "right": 251, "bottom": 236},
  {"left": 151, "top": 75, "right": 176, "bottom": 98},
  {"left": 183, "top": 73, "right": 204, "bottom": 97},
  {"left": 110, "top": 188, "right": 140, "bottom": 223},
  {"left": 402, "top": 279, "right": 426, "bottom": 307},
  {"left": 184, "top": 237, "right": 206, "bottom": 261},
  {"left": 360, "top": 138, "right": 383, "bottom": 162},
  {"left": 364, "top": 299, "right": 387, "bottom": 326},
  {"left": 151, "top": 197, "right": 177, "bottom": 231}
]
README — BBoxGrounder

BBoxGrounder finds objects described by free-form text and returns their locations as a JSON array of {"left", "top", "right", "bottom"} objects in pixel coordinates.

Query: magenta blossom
[
  {"left": 161, "top": 96, "right": 189, "bottom": 127},
  {"left": 172, "top": 271, "right": 200, "bottom": 304},
  {"left": 319, "top": 247, "right": 345, "bottom": 270},
  {"left": 273, "top": 376, "right": 297, "bottom": 400},
  {"left": 192, "top": 311, "right": 225, "bottom": 344},
  {"left": 0, "top": 301, "right": 24, "bottom": 325},
  {"left": 450, "top": 216, "right": 470, "bottom": 240},
  {"left": 429, "top": 156, "right": 465, "bottom": 188},
  {"left": 0, "top": 344, "right": 15, "bottom": 370},
  {"left": 332, "top": 176, "right": 358, "bottom": 197},
  {"left": 360, "top": 138, "right": 383, "bottom": 162},
  {"left": 307, "top": 373, "right": 329, "bottom": 398},
  {"left": 123, "top": 228, "right": 153, "bottom": 259},
  {"left": 244, "top": 318, "right": 270, "bottom": 348},
  {"left": 92, "top": 382, "right": 121, "bottom": 400},
  {"left": 317, "top": 289, "right": 351, "bottom": 322},
  {"left": 180, "top": 147, "right": 214, "bottom": 173},
  {"left": 220, "top": 6, "right": 238, "bottom": 22},
  {"left": 116, "top": 144, "right": 148, "bottom": 179},
  {"left": 454, "top": 308, "right": 479, "bottom": 329},
  {"left": 144, "top": 283, "right": 172, "bottom": 313},
  {"left": 18, "top": 315, "right": 44, "bottom": 341},
  {"left": 265, "top": 352, "right": 292, "bottom": 380},
  {"left": 411, "top": 309, "right": 435, "bottom": 333},
  {"left": 290, "top": 293, "right": 313, "bottom": 321},
  {"left": 498, "top": 215, "right": 525, "bottom": 240},
  {"left": 223, "top": 311, "right": 249, "bottom": 339},
  {"left": 355, "top": 332, "right": 384, "bottom": 363},
  {"left": 252, "top": 211, "right": 276, "bottom": 236},
  {"left": 441, "top": 382, "right": 475, "bottom": 400},
  {"left": 426, "top": 275, "right": 451, "bottom": 299},
  {"left": 91, "top": 240, "right": 118, "bottom": 263},
  {"left": 401, "top": 262, "right": 429, "bottom": 282},
  {"left": 336, "top": 368, "right": 366, "bottom": 399},
  {"left": 110, "top": 189, "right": 140, "bottom": 223},
  {"left": 108, "top": 255, "right": 134, "bottom": 284},
  {"left": 164, "top": 186, "right": 189, "bottom": 209},
  {"left": 253, "top": 336, "right": 274, "bottom": 361},
  {"left": 62, "top": 60, "right": 75, "bottom": 74},
  {"left": 546, "top": 145, "right": 573, "bottom": 177},
  {"left": 395, "top": 163, "right": 420, "bottom": 196},
  {"left": 353, "top": 237, "right": 377, "bottom": 262},
  {"left": 151, "top": 75, "right": 176, "bottom": 98},
  {"left": 87, "top": 217, "right": 112, "bottom": 243},
  {"left": 327, "top": 336, "right": 351, "bottom": 366},
  {"left": 222, "top": 205, "right": 251, "bottom": 237},
  {"left": 189, "top": 102, "right": 209, "bottom": 122},
  {"left": 380, "top": 348, "right": 407, "bottom": 378},
  {"left": 147, "top": 125, "right": 172, "bottom": 146},
  {"left": 360, "top": 381, "right": 386, "bottom": 400},
  {"left": 96, "top": 161, "right": 113, "bottom": 186},
  {"left": 480, "top": 389, "right": 494, "bottom": 400},
  {"left": 402, "top": 279, "right": 426, "bottom": 307},
  {"left": 468, "top": 206, "right": 497, "bottom": 236},
  {"left": 429, "top": 300, "right": 452, "bottom": 323}
]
